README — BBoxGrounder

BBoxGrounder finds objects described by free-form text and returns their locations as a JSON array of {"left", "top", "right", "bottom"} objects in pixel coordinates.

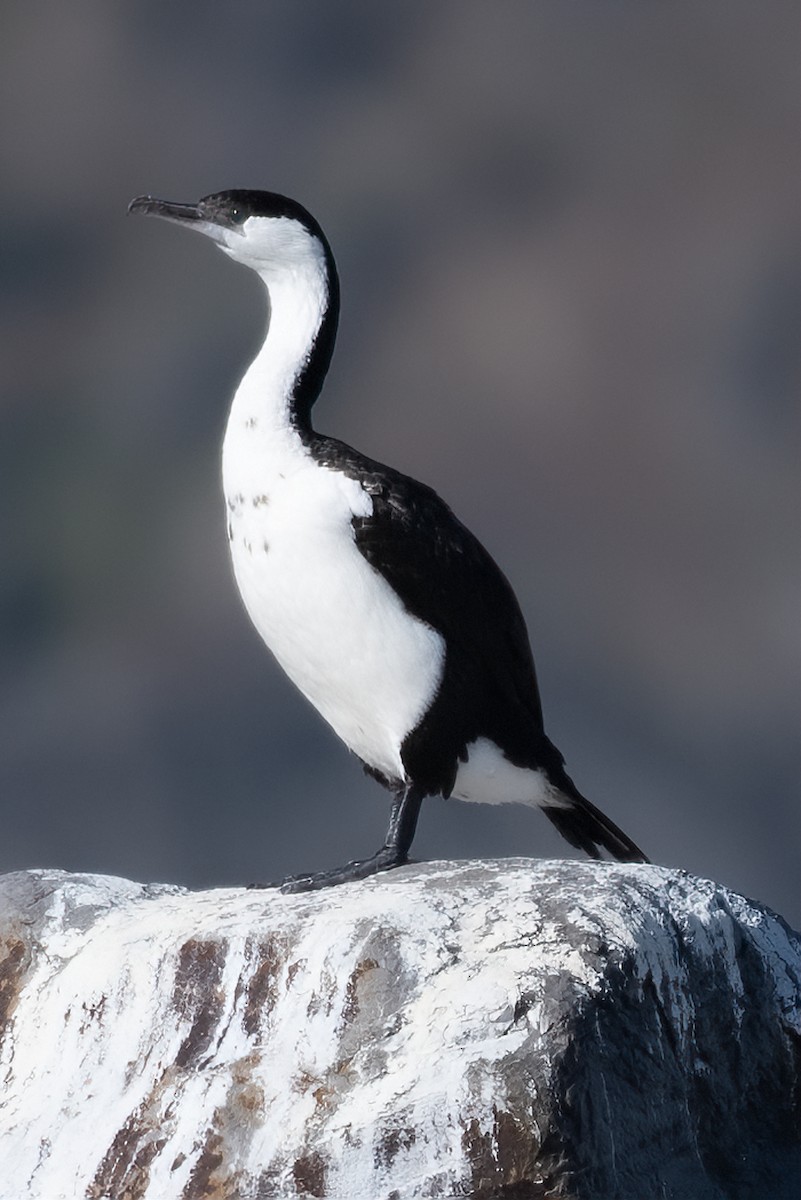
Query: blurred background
[{"left": 1, "top": 2, "right": 798, "bottom": 925}]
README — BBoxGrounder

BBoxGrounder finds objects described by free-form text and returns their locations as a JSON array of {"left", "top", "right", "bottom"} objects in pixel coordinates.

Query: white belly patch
[
  {"left": 451, "top": 737, "right": 568, "bottom": 808},
  {"left": 223, "top": 446, "right": 445, "bottom": 783}
]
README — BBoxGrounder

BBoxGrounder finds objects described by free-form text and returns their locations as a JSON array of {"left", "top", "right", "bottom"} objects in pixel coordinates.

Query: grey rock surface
[{"left": 0, "top": 860, "right": 798, "bottom": 1199}]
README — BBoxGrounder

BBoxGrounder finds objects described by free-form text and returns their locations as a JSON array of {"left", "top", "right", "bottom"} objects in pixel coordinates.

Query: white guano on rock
[{"left": 0, "top": 860, "right": 798, "bottom": 1199}]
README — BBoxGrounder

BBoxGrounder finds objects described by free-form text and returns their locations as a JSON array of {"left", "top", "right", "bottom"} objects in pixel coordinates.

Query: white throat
[{"left": 226, "top": 228, "right": 330, "bottom": 432}]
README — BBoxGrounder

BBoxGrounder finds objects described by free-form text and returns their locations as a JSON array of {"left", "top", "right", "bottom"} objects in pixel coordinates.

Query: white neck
[
  {"left": 230, "top": 248, "right": 330, "bottom": 432},
  {"left": 222, "top": 238, "right": 331, "bottom": 499}
]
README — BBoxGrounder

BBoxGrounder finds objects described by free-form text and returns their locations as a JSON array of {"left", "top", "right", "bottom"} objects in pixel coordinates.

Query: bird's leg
[{"left": 266, "top": 783, "right": 425, "bottom": 894}]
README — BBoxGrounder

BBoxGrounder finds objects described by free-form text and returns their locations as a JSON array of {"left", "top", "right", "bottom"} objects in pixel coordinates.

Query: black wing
[
  {"left": 311, "top": 434, "right": 649, "bottom": 863},
  {"left": 311, "top": 434, "right": 562, "bottom": 796}
]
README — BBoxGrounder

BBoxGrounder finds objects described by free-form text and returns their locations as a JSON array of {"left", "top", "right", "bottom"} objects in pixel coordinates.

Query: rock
[{"left": 0, "top": 860, "right": 798, "bottom": 1200}]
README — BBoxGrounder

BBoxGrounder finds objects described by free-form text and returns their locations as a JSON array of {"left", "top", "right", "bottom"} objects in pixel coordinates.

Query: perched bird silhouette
[{"left": 129, "top": 189, "right": 648, "bottom": 891}]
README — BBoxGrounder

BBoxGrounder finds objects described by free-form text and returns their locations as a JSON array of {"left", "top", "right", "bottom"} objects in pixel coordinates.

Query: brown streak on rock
[
  {"left": 88, "top": 1114, "right": 166, "bottom": 1200},
  {"left": 0, "top": 938, "right": 26, "bottom": 1035},
  {"left": 292, "top": 1150, "right": 327, "bottom": 1197},
  {"left": 243, "top": 936, "right": 285, "bottom": 1036},
  {"left": 342, "top": 956, "right": 379, "bottom": 1024},
  {"left": 312, "top": 1082, "right": 335, "bottom": 1110},
  {"left": 494, "top": 1109, "right": 543, "bottom": 1186},
  {"left": 286, "top": 959, "right": 305, "bottom": 989},
  {"left": 462, "top": 1111, "right": 551, "bottom": 1199},
  {"left": 173, "top": 939, "right": 227, "bottom": 1068},
  {"left": 227, "top": 1054, "right": 265, "bottom": 1120},
  {"left": 181, "top": 1129, "right": 226, "bottom": 1199}
]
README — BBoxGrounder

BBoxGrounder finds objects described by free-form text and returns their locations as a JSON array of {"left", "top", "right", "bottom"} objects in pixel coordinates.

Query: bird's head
[{"left": 128, "top": 189, "right": 332, "bottom": 282}]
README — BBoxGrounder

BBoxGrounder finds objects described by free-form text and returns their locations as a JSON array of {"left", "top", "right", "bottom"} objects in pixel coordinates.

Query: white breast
[{"left": 222, "top": 423, "right": 445, "bottom": 784}]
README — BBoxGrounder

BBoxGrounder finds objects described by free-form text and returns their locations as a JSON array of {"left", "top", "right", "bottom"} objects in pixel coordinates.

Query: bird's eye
[{"left": 229, "top": 205, "right": 248, "bottom": 226}]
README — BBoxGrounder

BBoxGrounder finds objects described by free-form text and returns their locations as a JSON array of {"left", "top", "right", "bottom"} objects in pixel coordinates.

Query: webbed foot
[{"left": 278, "top": 846, "right": 407, "bottom": 893}]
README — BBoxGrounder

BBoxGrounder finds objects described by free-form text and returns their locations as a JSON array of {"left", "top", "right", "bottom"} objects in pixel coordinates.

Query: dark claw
[{"left": 278, "top": 849, "right": 406, "bottom": 894}]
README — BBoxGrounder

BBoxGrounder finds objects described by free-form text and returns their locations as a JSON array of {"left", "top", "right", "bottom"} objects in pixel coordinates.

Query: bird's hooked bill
[{"left": 128, "top": 195, "right": 203, "bottom": 224}]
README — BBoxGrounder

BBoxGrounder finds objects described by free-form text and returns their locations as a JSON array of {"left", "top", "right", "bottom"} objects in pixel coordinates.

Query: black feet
[
  {"left": 247, "top": 782, "right": 426, "bottom": 895},
  {"left": 278, "top": 846, "right": 409, "bottom": 894}
]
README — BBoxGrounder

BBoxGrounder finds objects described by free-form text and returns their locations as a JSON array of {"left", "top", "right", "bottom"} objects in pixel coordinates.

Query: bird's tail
[
  {"left": 543, "top": 798, "right": 648, "bottom": 863},
  {"left": 542, "top": 772, "right": 649, "bottom": 864}
]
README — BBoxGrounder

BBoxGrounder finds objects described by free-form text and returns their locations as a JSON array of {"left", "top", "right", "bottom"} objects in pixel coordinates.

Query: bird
[{"left": 128, "top": 188, "right": 648, "bottom": 891}]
